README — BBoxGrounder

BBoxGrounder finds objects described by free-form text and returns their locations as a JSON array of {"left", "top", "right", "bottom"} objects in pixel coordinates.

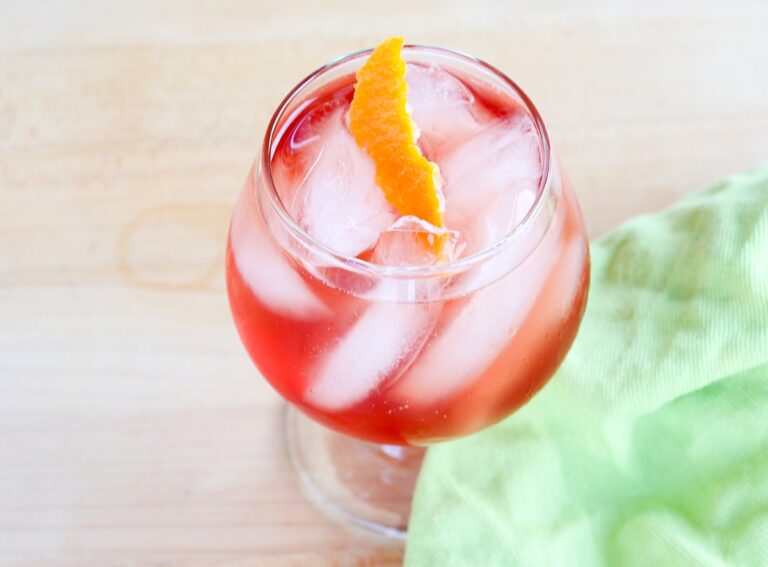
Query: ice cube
[
  {"left": 441, "top": 112, "right": 541, "bottom": 251},
  {"left": 290, "top": 108, "right": 397, "bottom": 258},
  {"left": 406, "top": 63, "right": 486, "bottom": 159},
  {"left": 306, "top": 301, "right": 439, "bottom": 411},
  {"left": 371, "top": 216, "right": 465, "bottom": 267},
  {"left": 230, "top": 185, "right": 331, "bottom": 319},
  {"left": 363, "top": 216, "right": 466, "bottom": 302},
  {"left": 390, "top": 201, "right": 564, "bottom": 404},
  {"left": 462, "top": 187, "right": 538, "bottom": 255}
]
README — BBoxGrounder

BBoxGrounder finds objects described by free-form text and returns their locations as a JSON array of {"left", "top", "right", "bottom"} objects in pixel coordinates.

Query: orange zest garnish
[{"left": 349, "top": 37, "right": 444, "bottom": 229}]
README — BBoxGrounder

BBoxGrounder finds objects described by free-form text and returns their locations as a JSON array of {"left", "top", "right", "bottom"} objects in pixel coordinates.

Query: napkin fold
[{"left": 406, "top": 165, "right": 768, "bottom": 566}]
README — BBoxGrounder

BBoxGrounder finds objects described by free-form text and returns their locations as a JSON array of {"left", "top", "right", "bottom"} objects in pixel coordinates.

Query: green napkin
[{"left": 406, "top": 165, "right": 768, "bottom": 566}]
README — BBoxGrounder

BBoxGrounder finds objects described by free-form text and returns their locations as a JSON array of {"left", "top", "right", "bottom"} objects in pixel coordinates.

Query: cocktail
[{"left": 226, "top": 39, "right": 589, "bottom": 537}]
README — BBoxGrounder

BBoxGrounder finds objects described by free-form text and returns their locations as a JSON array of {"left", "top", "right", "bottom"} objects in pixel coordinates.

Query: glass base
[{"left": 285, "top": 405, "right": 424, "bottom": 540}]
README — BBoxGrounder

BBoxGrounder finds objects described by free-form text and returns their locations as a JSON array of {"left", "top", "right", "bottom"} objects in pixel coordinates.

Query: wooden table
[{"left": 2, "top": 1, "right": 767, "bottom": 564}]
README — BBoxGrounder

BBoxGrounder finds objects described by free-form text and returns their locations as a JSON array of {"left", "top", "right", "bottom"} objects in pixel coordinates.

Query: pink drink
[{"left": 226, "top": 48, "right": 589, "bottom": 446}]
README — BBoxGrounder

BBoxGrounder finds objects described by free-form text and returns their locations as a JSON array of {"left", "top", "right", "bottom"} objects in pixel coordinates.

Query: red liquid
[{"left": 226, "top": 70, "right": 590, "bottom": 446}]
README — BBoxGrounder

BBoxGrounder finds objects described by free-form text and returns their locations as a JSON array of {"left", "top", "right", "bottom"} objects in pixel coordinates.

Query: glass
[{"left": 225, "top": 45, "right": 590, "bottom": 538}]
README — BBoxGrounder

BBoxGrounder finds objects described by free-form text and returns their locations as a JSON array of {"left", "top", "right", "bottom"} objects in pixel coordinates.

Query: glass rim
[{"left": 260, "top": 43, "right": 554, "bottom": 279}]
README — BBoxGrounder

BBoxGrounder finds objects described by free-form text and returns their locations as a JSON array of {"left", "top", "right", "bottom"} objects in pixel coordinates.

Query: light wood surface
[{"left": 1, "top": 1, "right": 767, "bottom": 564}]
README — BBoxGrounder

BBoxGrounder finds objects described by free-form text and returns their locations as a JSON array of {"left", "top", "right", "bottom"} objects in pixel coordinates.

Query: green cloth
[{"left": 406, "top": 165, "right": 768, "bottom": 566}]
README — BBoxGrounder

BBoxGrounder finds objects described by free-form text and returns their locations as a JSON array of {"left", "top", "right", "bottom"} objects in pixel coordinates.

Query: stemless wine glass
[{"left": 225, "top": 45, "right": 590, "bottom": 539}]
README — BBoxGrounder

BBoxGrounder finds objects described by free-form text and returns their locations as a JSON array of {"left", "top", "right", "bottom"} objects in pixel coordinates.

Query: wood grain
[{"left": 1, "top": 1, "right": 767, "bottom": 564}]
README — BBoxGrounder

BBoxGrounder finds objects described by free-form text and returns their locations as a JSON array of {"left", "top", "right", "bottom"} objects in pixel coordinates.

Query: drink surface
[
  {"left": 271, "top": 63, "right": 543, "bottom": 261},
  {"left": 226, "top": 60, "right": 590, "bottom": 445}
]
